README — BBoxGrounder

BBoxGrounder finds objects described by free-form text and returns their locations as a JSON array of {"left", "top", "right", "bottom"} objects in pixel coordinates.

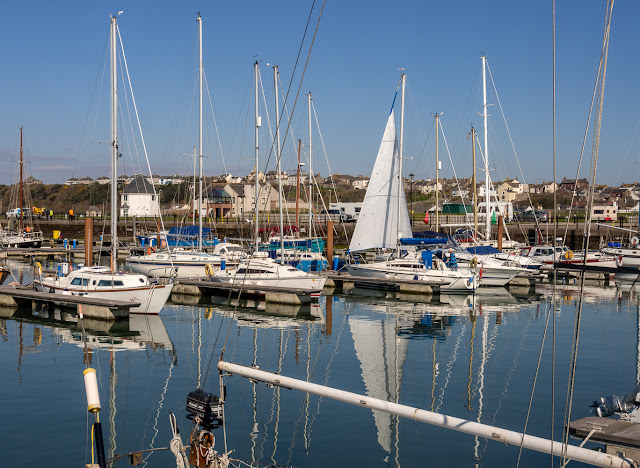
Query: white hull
[
  {"left": 34, "top": 279, "right": 173, "bottom": 314},
  {"left": 345, "top": 263, "right": 477, "bottom": 292},
  {"left": 212, "top": 275, "right": 326, "bottom": 292},
  {"left": 474, "top": 267, "right": 519, "bottom": 287},
  {"left": 602, "top": 247, "right": 640, "bottom": 267}
]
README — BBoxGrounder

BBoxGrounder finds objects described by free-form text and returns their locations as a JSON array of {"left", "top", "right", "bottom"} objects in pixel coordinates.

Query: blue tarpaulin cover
[
  {"left": 400, "top": 237, "right": 449, "bottom": 245},
  {"left": 465, "top": 246, "right": 501, "bottom": 255}
]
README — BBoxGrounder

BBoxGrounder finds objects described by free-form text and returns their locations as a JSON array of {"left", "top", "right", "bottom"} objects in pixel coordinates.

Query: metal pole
[
  {"left": 296, "top": 140, "right": 301, "bottom": 228},
  {"left": 198, "top": 14, "right": 203, "bottom": 251},
  {"left": 254, "top": 61, "right": 260, "bottom": 251},
  {"left": 308, "top": 93, "right": 312, "bottom": 237},
  {"left": 482, "top": 55, "right": 491, "bottom": 240},
  {"left": 274, "top": 65, "right": 284, "bottom": 262},
  {"left": 472, "top": 127, "right": 478, "bottom": 240},
  {"left": 435, "top": 113, "right": 439, "bottom": 233},
  {"left": 218, "top": 361, "right": 632, "bottom": 468},
  {"left": 19, "top": 126, "right": 23, "bottom": 231},
  {"left": 110, "top": 15, "right": 118, "bottom": 272},
  {"left": 397, "top": 74, "right": 406, "bottom": 256}
]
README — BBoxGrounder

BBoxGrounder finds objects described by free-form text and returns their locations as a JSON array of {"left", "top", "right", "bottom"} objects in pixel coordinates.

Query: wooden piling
[
  {"left": 85, "top": 217, "right": 94, "bottom": 266},
  {"left": 497, "top": 215, "right": 504, "bottom": 251},
  {"left": 327, "top": 220, "right": 334, "bottom": 270}
]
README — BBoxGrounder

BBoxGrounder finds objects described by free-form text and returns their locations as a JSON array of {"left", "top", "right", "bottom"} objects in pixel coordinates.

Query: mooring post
[
  {"left": 327, "top": 220, "right": 334, "bottom": 270},
  {"left": 497, "top": 215, "right": 504, "bottom": 251},
  {"left": 85, "top": 217, "right": 94, "bottom": 266}
]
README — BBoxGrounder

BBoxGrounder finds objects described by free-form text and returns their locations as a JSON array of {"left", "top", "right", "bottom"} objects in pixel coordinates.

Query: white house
[
  {"left": 120, "top": 174, "right": 160, "bottom": 217},
  {"left": 353, "top": 177, "right": 370, "bottom": 190},
  {"left": 222, "top": 183, "right": 279, "bottom": 218}
]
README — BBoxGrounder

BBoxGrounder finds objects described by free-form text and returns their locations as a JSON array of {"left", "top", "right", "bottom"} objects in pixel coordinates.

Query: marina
[
  {"left": 2, "top": 259, "right": 640, "bottom": 467},
  {"left": 2, "top": 0, "right": 640, "bottom": 466}
]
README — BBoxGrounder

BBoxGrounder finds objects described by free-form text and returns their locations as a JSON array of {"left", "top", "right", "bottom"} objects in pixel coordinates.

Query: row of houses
[{"left": 65, "top": 175, "right": 185, "bottom": 186}]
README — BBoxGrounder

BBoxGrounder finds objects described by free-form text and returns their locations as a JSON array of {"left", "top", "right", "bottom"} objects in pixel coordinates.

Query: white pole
[
  {"left": 110, "top": 15, "right": 118, "bottom": 271},
  {"left": 218, "top": 361, "right": 632, "bottom": 468},
  {"left": 274, "top": 66, "right": 285, "bottom": 263},
  {"left": 254, "top": 62, "right": 260, "bottom": 251},
  {"left": 482, "top": 55, "right": 491, "bottom": 239},
  {"left": 397, "top": 74, "right": 406, "bottom": 256},
  {"left": 198, "top": 14, "right": 203, "bottom": 251},
  {"left": 308, "top": 93, "right": 312, "bottom": 237}
]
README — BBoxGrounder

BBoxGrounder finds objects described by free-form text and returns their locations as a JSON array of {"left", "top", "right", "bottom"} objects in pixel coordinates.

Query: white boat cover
[{"left": 349, "top": 110, "right": 412, "bottom": 252}]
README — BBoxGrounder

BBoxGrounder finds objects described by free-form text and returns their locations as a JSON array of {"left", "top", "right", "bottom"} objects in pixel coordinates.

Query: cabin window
[
  {"left": 114, "top": 280, "right": 124, "bottom": 286},
  {"left": 236, "top": 268, "right": 246, "bottom": 274},
  {"left": 71, "top": 278, "right": 82, "bottom": 285},
  {"left": 98, "top": 280, "right": 113, "bottom": 287}
]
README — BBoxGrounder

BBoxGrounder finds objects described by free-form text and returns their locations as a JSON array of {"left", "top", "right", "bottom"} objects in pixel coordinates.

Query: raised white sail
[{"left": 349, "top": 109, "right": 411, "bottom": 252}]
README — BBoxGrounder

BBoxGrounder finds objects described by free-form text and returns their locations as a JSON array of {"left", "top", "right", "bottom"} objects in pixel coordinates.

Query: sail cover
[{"left": 349, "top": 110, "right": 412, "bottom": 251}]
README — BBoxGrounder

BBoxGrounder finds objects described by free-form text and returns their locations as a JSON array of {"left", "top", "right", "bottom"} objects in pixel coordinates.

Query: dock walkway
[{"left": 0, "top": 285, "right": 138, "bottom": 320}]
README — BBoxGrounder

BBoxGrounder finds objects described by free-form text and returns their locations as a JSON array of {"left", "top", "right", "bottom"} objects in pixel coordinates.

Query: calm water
[{"left": 1, "top": 259, "right": 639, "bottom": 467}]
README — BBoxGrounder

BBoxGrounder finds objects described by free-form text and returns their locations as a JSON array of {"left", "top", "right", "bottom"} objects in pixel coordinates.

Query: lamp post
[{"left": 409, "top": 173, "right": 414, "bottom": 227}]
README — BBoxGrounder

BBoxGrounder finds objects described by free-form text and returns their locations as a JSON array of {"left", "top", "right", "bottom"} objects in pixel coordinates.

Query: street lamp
[{"left": 409, "top": 173, "right": 415, "bottom": 227}]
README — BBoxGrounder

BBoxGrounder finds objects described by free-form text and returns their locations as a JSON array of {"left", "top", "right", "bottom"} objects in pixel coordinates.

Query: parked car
[
  {"left": 319, "top": 209, "right": 354, "bottom": 223},
  {"left": 514, "top": 210, "right": 549, "bottom": 223},
  {"left": 6, "top": 207, "right": 31, "bottom": 219}
]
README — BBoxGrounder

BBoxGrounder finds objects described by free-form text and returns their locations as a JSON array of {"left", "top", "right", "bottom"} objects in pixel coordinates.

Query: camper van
[{"left": 329, "top": 202, "right": 362, "bottom": 221}]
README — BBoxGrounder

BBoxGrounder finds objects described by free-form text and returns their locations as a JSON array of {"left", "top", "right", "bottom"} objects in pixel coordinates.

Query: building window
[
  {"left": 151, "top": 195, "right": 155, "bottom": 201},
  {"left": 123, "top": 195, "right": 128, "bottom": 202},
  {"left": 261, "top": 198, "right": 266, "bottom": 204}
]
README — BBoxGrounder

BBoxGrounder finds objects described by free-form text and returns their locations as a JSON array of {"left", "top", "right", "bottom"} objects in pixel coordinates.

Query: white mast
[
  {"left": 397, "top": 74, "right": 406, "bottom": 255},
  {"left": 197, "top": 13, "right": 203, "bottom": 251},
  {"left": 110, "top": 15, "right": 118, "bottom": 272},
  {"left": 254, "top": 62, "right": 260, "bottom": 251},
  {"left": 308, "top": 93, "right": 312, "bottom": 236},
  {"left": 273, "top": 65, "right": 285, "bottom": 262},
  {"left": 482, "top": 55, "right": 491, "bottom": 239}
]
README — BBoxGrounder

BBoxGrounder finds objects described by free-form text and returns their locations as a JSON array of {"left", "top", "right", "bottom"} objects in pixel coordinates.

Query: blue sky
[{"left": 0, "top": 1, "right": 638, "bottom": 187}]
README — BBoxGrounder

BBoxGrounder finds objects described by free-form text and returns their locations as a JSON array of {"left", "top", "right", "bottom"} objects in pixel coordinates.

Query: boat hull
[
  {"left": 33, "top": 280, "right": 174, "bottom": 314},
  {"left": 345, "top": 264, "right": 477, "bottom": 292}
]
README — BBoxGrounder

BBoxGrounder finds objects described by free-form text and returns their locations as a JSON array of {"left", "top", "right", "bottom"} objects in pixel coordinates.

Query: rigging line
[
  {"left": 515, "top": 291, "right": 558, "bottom": 467},
  {"left": 203, "top": 70, "right": 228, "bottom": 174},
  {"left": 552, "top": 0, "right": 557, "bottom": 463},
  {"left": 485, "top": 62, "right": 542, "bottom": 228},
  {"left": 311, "top": 100, "right": 349, "bottom": 242},
  {"left": 439, "top": 118, "right": 474, "bottom": 227},
  {"left": 157, "top": 28, "right": 197, "bottom": 176},
  {"left": 117, "top": 50, "right": 144, "bottom": 180},
  {"left": 562, "top": 2, "right": 614, "bottom": 463},
  {"left": 256, "top": 0, "right": 326, "bottom": 216},
  {"left": 561, "top": 21, "right": 607, "bottom": 244},
  {"left": 614, "top": 117, "right": 640, "bottom": 187},
  {"left": 117, "top": 26, "right": 175, "bottom": 265},
  {"left": 74, "top": 34, "right": 110, "bottom": 180}
]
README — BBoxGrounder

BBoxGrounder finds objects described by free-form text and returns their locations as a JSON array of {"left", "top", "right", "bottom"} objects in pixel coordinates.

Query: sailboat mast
[
  {"left": 472, "top": 127, "right": 478, "bottom": 240},
  {"left": 198, "top": 13, "right": 203, "bottom": 251},
  {"left": 296, "top": 140, "right": 301, "bottom": 228},
  {"left": 397, "top": 74, "right": 406, "bottom": 255},
  {"left": 308, "top": 93, "right": 312, "bottom": 236},
  {"left": 254, "top": 61, "right": 260, "bottom": 251},
  {"left": 482, "top": 55, "right": 491, "bottom": 240},
  {"left": 110, "top": 15, "right": 118, "bottom": 271},
  {"left": 273, "top": 65, "right": 285, "bottom": 262},
  {"left": 19, "top": 126, "right": 23, "bottom": 231},
  {"left": 435, "top": 113, "right": 439, "bottom": 233}
]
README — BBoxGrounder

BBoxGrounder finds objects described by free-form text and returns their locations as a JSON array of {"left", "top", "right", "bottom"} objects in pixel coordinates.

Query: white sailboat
[
  {"left": 124, "top": 14, "right": 233, "bottom": 279},
  {"left": 34, "top": 14, "right": 173, "bottom": 314},
  {"left": 208, "top": 62, "right": 326, "bottom": 293},
  {"left": 345, "top": 75, "right": 477, "bottom": 292}
]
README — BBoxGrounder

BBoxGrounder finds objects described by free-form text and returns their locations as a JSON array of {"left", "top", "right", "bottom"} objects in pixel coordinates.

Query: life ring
[
  {"left": 470, "top": 257, "right": 478, "bottom": 268},
  {"left": 631, "top": 237, "right": 639, "bottom": 247},
  {"left": 564, "top": 250, "right": 574, "bottom": 260},
  {"left": 147, "top": 247, "right": 156, "bottom": 255},
  {"left": 204, "top": 263, "right": 214, "bottom": 276},
  {"left": 35, "top": 261, "right": 43, "bottom": 275}
]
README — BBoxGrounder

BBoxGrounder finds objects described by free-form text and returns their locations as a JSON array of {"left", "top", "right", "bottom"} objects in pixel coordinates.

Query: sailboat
[
  {"left": 34, "top": 14, "right": 173, "bottom": 314},
  {"left": 345, "top": 75, "right": 477, "bottom": 293},
  {"left": 208, "top": 62, "right": 326, "bottom": 293},
  {"left": 0, "top": 127, "right": 44, "bottom": 248},
  {"left": 125, "top": 14, "right": 235, "bottom": 279}
]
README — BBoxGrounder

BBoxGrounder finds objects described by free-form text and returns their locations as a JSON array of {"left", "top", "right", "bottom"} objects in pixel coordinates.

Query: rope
[{"left": 169, "top": 412, "right": 189, "bottom": 468}]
